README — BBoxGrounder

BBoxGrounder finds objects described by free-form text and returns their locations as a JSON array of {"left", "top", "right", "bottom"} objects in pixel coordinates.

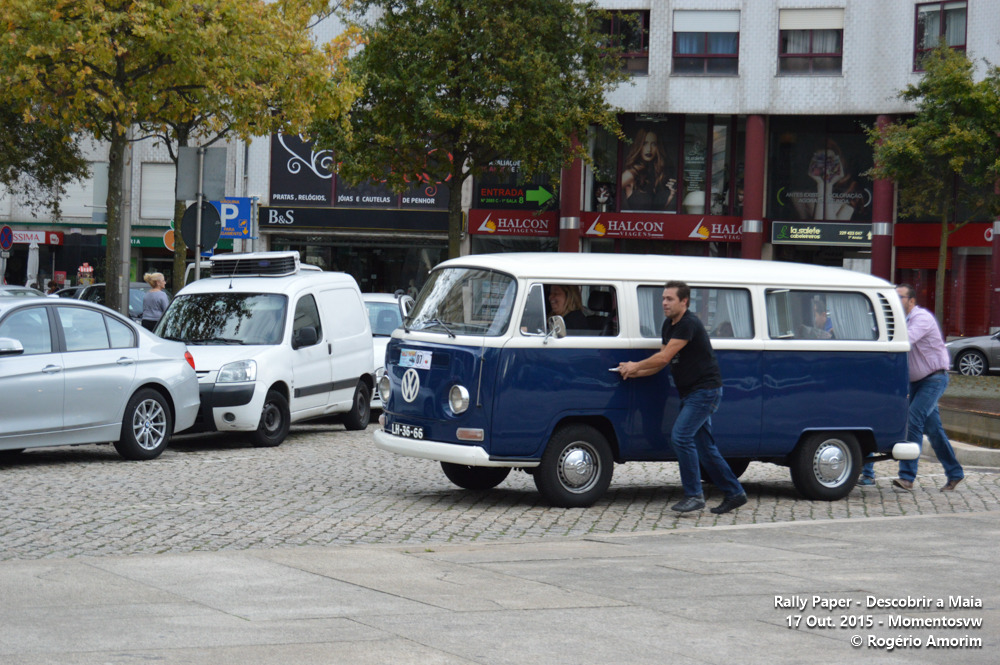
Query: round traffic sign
[
  {"left": 0, "top": 225, "right": 13, "bottom": 251},
  {"left": 180, "top": 201, "right": 222, "bottom": 251}
]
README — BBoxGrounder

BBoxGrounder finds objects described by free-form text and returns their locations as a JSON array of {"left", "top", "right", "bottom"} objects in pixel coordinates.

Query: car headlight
[
  {"left": 378, "top": 373, "right": 391, "bottom": 402},
  {"left": 449, "top": 384, "right": 470, "bottom": 415},
  {"left": 217, "top": 359, "right": 257, "bottom": 383}
]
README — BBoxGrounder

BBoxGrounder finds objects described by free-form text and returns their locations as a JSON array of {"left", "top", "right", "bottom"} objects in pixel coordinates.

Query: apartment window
[
  {"left": 602, "top": 10, "right": 650, "bottom": 74},
  {"left": 673, "top": 10, "right": 740, "bottom": 75},
  {"left": 778, "top": 9, "right": 843, "bottom": 75},
  {"left": 914, "top": 1, "right": 967, "bottom": 71}
]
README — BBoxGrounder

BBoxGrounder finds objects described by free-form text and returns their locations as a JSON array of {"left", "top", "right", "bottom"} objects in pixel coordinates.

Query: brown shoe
[
  {"left": 892, "top": 478, "right": 913, "bottom": 491},
  {"left": 941, "top": 478, "right": 964, "bottom": 492}
]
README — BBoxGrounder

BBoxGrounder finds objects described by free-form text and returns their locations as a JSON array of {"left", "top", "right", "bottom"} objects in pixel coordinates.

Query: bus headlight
[
  {"left": 218, "top": 359, "right": 256, "bottom": 383},
  {"left": 449, "top": 384, "right": 470, "bottom": 414},
  {"left": 378, "top": 374, "right": 391, "bottom": 402}
]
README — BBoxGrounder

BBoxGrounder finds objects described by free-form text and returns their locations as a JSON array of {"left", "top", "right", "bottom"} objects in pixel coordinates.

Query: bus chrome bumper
[
  {"left": 891, "top": 442, "right": 921, "bottom": 460},
  {"left": 373, "top": 429, "right": 538, "bottom": 468}
]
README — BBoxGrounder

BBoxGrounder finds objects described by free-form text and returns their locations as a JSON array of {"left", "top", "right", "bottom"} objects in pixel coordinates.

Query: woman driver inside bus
[{"left": 548, "top": 284, "right": 590, "bottom": 335}]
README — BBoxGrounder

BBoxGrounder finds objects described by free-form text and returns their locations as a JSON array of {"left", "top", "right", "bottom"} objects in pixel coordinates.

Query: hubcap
[
  {"left": 959, "top": 354, "right": 984, "bottom": 376},
  {"left": 557, "top": 443, "right": 599, "bottom": 493},
  {"left": 132, "top": 399, "right": 166, "bottom": 450},
  {"left": 813, "top": 440, "right": 850, "bottom": 488}
]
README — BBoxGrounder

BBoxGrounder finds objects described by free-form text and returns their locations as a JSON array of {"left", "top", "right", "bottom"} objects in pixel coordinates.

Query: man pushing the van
[{"left": 617, "top": 281, "right": 748, "bottom": 514}]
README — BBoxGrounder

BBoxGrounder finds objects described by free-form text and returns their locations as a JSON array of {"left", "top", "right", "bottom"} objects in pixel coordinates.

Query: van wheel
[
  {"left": 343, "top": 381, "right": 371, "bottom": 431},
  {"left": 701, "top": 458, "right": 750, "bottom": 484},
  {"left": 441, "top": 463, "right": 511, "bottom": 490},
  {"left": 534, "top": 424, "right": 613, "bottom": 508},
  {"left": 252, "top": 390, "right": 290, "bottom": 447},
  {"left": 115, "top": 388, "right": 172, "bottom": 460},
  {"left": 790, "top": 433, "right": 860, "bottom": 501}
]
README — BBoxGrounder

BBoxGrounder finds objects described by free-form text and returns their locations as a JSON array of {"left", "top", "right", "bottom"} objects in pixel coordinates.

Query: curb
[{"left": 923, "top": 438, "right": 1000, "bottom": 468}]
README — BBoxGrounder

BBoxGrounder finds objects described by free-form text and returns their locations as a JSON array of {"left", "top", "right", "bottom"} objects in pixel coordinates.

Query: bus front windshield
[{"left": 409, "top": 268, "right": 516, "bottom": 336}]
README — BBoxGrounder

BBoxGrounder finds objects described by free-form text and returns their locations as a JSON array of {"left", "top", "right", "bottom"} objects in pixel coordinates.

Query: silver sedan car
[
  {"left": 0, "top": 298, "right": 200, "bottom": 459},
  {"left": 946, "top": 331, "right": 1000, "bottom": 376}
]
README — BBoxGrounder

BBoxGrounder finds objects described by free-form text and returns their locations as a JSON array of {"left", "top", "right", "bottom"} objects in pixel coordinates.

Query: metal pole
[
  {"left": 250, "top": 196, "right": 259, "bottom": 253},
  {"left": 195, "top": 147, "right": 205, "bottom": 281}
]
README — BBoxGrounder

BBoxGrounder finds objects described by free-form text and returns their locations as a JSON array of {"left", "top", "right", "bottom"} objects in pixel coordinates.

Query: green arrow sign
[{"left": 526, "top": 186, "right": 553, "bottom": 206}]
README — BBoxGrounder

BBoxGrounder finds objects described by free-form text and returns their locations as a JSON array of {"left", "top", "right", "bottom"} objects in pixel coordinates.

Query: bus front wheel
[
  {"left": 790, "top": 432, "right": 861, "bottom": 501},
  {"left": 534, "top": 425, "right": 613, "bottom": 508}
]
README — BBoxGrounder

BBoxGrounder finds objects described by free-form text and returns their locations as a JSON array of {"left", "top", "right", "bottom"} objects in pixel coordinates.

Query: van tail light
[{"left": 184, "top": 351, "right": 196, "bottom": 370}]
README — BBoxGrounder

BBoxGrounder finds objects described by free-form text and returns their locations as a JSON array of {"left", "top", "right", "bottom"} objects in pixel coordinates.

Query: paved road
[{"left": 2, "top": 422, "right": 998, "bottom": 561}]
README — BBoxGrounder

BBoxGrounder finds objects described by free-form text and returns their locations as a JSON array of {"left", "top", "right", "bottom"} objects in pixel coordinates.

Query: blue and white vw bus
[{"left": 373, "top": 253, "right": 919, "bottom": 507}]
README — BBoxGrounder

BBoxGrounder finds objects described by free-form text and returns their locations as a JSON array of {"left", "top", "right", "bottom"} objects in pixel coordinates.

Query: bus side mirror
[{"left": 546, "top": 315, "right": 567, "bottom": 341}]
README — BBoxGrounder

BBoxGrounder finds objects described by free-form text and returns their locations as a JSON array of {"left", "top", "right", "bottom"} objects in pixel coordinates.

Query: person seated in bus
[
  {"left": 813, "top": 297, "right": 834, "bottom": 339},
  {"left": 548, "top": 284, "right": 590, "bottom": 335},
  {"left": 712, "top": 321, "right": 734, "bottom": 338}
]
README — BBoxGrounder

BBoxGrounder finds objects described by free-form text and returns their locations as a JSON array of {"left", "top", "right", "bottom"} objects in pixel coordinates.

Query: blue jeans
[
  {"left": 671, "top": 387, "right": 744, "bottom": 498},
  {"left": 897, "top": 372, "right": 963, "bottom": 483}
]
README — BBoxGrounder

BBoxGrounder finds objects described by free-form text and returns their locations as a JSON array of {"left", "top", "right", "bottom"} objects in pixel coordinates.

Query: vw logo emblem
[{"left": 401, "top": 368, "right": 420, "bottom": 403}]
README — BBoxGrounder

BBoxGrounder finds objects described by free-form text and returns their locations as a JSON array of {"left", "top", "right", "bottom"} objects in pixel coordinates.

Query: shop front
[
  {"left": 263, "top": 133, "right": 450, "bottom": 295},
  {"left": 894, "top": 222, "right": 994, "bottom": 337},
  {"left": 583, "top": 113, "right": 746, "bottom": 257}
]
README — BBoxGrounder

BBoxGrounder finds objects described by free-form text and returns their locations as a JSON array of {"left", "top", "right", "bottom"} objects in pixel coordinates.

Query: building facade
[{"left": 4, "top": 1, "right": 998, "bottom": 333}]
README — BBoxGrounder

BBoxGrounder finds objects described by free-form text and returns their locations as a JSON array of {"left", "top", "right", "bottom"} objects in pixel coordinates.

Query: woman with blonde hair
[
  {"left": 140, "top": 272, "right": 169, "bottom": 331},
  {"left": 548, "top": 284, "right": 590, "bottom": 335}
]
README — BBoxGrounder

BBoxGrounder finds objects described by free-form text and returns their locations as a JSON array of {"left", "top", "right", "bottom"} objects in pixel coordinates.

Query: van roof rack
[{"left": 210, "top": 251, "right": 301, "bottom": 278}]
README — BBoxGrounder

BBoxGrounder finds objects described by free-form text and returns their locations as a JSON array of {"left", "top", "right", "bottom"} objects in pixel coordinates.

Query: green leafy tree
[
  {"left": 867, "top": 46, "right": 1000, "bottom": 323},
  {"left": 312, "top": 0, "right": 629, "bottom": 258},
  {"left": 0, "top": 102, "right": 89, "bottom": 217},
  {"left": 1, "top": 0, "right": 356, "bottom": 311}
]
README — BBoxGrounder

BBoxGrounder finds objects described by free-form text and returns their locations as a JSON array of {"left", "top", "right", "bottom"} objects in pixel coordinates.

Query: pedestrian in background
[
  {"left": 617, "top": 281, "right": 747, "bottom": 514},
  {"left": 141, "top": 272, "right": 169, "bottom": 332},
  {"left": 883, "top": 284, "right": 964, "bottom": 492}
]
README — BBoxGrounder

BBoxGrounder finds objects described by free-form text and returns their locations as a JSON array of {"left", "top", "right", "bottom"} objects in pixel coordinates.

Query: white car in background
[{"left": 363, "top": 292, "right": 414, "bottom": 409}]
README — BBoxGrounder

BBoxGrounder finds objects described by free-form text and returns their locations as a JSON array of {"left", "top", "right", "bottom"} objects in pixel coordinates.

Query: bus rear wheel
[
  {"left": 441, "top": 463, "right": 510, "bottom": 490},
  {"left": 534, "top": 424, "right": 613, "bottom": 508},
  {"left": 790, "top": 432, "right": 861, "bottom": 501}
]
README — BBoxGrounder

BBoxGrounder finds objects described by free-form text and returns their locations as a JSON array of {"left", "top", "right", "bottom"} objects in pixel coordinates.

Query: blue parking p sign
[{"left": 210, "top": 198, "right": 252, "bottom": 238}]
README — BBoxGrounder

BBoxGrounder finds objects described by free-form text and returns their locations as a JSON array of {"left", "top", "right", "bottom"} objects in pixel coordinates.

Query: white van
[
  {"left": 374, "top": 253, "right": 920, "bottom": 507},
  {"left": 158, "top": 251, "right": 373, "bottom": 446}
]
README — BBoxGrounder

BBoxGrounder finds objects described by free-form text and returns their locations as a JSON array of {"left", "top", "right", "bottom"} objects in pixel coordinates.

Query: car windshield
[
  {"left": 158, "top": 293, "right": 288, "bottom": 345},
  {"left": 408, "top": 267, "right": 516, "bottom": 336}
]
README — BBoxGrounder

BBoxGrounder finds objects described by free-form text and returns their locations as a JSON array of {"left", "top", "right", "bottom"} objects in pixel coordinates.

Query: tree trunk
[
  {"left": 104, "top": 129, "right": 128, "bottom": 315},
  {"left": 172, "top": 130, "right": 191, "bottom": 290},
  {"left": 935, "top": 213, "right": 949, "bottom": 327}
]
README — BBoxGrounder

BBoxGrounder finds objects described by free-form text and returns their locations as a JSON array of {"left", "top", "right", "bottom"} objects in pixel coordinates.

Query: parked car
[
  {"left": 0, "top": 285, "right": 47, "bottom": 298},
  {"left": 157, "top": 251, "right": 373, "bottom": 447},
  {"left": 0, "top": 298, "right": 200, "bottom": 459},
  {"left": 363, "top": 292, "right": 415, "bottom": 408},
  {"left": 53, "top": 285, "right": 84, "bottom": 298},
  {"left": 946, "top": 332, "right": 1000, "bottom": 376},
  {"left": 77, "top": 282, "right": 170, "bottom": 322}
]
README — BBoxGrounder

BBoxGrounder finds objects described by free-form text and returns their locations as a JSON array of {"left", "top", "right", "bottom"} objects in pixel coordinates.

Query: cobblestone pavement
[{"left": 2, "top": 422, "right": 998, "bottom": 561}]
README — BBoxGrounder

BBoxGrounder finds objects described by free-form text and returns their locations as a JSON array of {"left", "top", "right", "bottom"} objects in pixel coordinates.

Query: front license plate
[{"left": 390, "top": 422, "right": 425, "bottom": 440}]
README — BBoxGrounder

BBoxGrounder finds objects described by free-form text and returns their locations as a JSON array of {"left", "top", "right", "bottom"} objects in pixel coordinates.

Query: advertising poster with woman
[
  {"left": 769, "top": 118, "right": 874, "bottom": 223},
  {"left": 619, "top": 120, "right": 680, "bottom": 213}
]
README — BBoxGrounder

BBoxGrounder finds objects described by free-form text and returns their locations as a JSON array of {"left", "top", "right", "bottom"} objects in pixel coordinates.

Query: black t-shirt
[{"left": 661, "top": 310, "right": 723, "bottom": 397}]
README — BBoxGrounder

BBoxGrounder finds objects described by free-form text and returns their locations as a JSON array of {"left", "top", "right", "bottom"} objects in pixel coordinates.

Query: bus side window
[
  {"left": 519, "top": 283, "right": 546, "bottom": 336},
  {"left": 767, "top": 290, "right": 878, "bottom": 341}
]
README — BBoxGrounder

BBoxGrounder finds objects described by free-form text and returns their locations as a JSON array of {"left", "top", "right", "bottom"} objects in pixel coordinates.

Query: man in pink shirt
[{"left": 889, "top": 284, "right": 964, "bottom": 491}]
